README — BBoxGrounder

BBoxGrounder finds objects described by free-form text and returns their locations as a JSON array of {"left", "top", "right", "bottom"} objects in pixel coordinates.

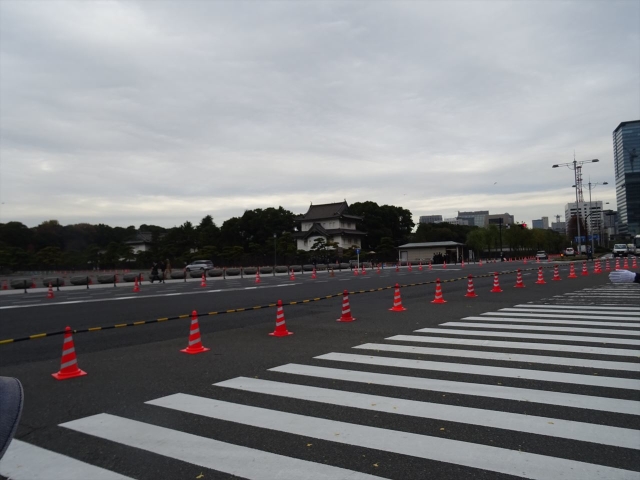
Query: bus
[{"left": 631, "top": 234, "right": 640, "bottom": 254}]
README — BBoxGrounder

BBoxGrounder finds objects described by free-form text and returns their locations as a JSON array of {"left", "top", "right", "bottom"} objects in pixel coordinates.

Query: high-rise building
[
  {"left": 565, "top": 201, "right": 604, "bottom": 243},
  {"left": 457, "top": 210, "right": 488, "bottom": 227},
  {"left": 419, "top": 215, "right": 443, "bottom": 224},
  {"left": 613, "top": 120, "right": 640, "bottom": 236},
  {"left": 484, "top": 213, "right": 514, "bottom": 227}
]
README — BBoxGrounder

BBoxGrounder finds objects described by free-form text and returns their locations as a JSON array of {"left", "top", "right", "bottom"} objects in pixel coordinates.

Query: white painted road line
[
  {"left": 412, "top": 328, "right": 640, "bottom": 346},
  {"left": 510, "top": 304, "right": 640, "bottom": 315},
  {"left": 271, "top": 364, "right": 640, "bottom": 415},
  {"left": 0, "top": 439, "right": 134, "bottom": 480},
  {"left": 353, "top": 343, "right": 640, "bottom": 372},
  {"left": 148, "top": 394, "right": 638, "bottom": 480},
  {"left": 215, "top": 377, "right": 640, "bottom": 449},
  {"left": 386, "top": 335, "right": 640, "bottom": 357},
  {"left": 482, "top": 312, "right": 640, "bottom": 321},
  {"left": 442, "top": 322, "right": 640, "bottom": 336},
  {"left": 315, "top": 352, "right": 640, "bottom": 390},
  {"left": 463, "top": 316, "right": 640, "bottom": 327},
  {"left": 504, "top": 306, "right": 640, "bottom": 315},
  {"left": 61, "top": 414, "right": 384, "bottom": 480}
]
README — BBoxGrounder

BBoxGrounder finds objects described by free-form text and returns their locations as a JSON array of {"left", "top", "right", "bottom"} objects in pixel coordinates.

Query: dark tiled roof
[
  {"left": 125, "top": 231, "right": 153, "bottom": 244},
  {"left": 398, "top": 241, "right": 465, "bottom": 248},
  {"left": 293, "top": 224, "right": 367, "bottom": 239},
  {"left": 297, "top": 201, "right": 362, "bottom": 221}
]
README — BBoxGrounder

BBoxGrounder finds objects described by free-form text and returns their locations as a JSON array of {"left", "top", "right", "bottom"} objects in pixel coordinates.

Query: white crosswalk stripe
[{"left": 3, "top": 283, "right": 639, "bottom": 479}]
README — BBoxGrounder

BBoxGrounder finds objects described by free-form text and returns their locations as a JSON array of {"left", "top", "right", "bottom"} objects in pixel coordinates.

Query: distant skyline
[{"left": 1, "top": 1, "right": 638, "bottom": 229}]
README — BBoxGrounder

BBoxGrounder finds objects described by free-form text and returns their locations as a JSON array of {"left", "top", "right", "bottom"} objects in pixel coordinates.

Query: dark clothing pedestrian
[
  {"left": 150, "top": 262, "right": 160, "bottom": 283},
  {"left": 158, "top": 261, "right": 166, "bottom": 283}
]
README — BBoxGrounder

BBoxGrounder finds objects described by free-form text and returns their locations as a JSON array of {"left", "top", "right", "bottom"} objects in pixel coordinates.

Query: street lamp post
[{"left": 552, "top": 158, "right": 599, "bottom": 255}]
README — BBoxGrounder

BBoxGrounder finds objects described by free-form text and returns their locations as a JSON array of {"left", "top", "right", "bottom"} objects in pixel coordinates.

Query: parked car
[
  {"left": 535, "top": 251, "right": 548, "bottom": 260},
  {"left": 185, "top": 260, "right": 214, "bottom": 272},
  {"left": 564, "top": 247, "right": 575, "bottom": 256},
  {"left": 613, "top": 244, "right": 628, "bottom": 257}
]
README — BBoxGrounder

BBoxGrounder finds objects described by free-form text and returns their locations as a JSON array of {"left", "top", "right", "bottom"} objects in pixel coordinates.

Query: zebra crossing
[{"left": 1, "top": 284, "right": 639, "bottom": 479}]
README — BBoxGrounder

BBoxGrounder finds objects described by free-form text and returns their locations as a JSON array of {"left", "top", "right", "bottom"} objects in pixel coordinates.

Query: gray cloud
[{"left": 0, "top": 0, "right": 637, "bottom": 228}]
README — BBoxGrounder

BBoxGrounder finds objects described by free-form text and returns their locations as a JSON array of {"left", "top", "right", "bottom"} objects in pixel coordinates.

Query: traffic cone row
[
  {"left": 623, "top": 257, "right": 629, "bottom": 269},
  {"left": 535, "top": 267, "right": 546, "bottom": 284},
  {"left": 633, "top": 257, "right": 638, "bottom": 269},
  {"left": 615, "top": 258, "right": 620, "bottom": 270},
  {"left": 581, "top": 261, "right": 588, "bottom": 276},
  {"left": 568, "top": 263, "right": 578, "bottom": 279}
]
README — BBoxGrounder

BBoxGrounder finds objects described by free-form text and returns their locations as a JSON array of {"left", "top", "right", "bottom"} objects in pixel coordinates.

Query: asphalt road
[{"left": 0, "top": 261, "right": 639, "bottom": 480}]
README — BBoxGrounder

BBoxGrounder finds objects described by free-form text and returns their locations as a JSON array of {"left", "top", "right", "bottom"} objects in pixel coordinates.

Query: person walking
[
  {"left": 150, "top": 261, "right": 159, "bottom": 283},
  {"left": 158, "top": 260, "right": 166, "bottom": 283}
]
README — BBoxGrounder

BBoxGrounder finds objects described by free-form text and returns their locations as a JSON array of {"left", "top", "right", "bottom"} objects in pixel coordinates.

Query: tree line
[{"left": 0, "top": 203, "right": 570, "bottom": 272}]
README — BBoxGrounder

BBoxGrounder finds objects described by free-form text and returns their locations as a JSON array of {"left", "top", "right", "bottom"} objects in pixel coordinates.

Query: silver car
[{"left": 185, "top": 260, "right": 214, "bottom": 272}]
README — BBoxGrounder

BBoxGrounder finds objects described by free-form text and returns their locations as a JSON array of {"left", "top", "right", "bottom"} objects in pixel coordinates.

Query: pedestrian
[
  {"left": 150, "top": 261, "right": 159, "bottom": 283},
  {"left": 158, "top": 260, "right": 166, "bottom": 283}
]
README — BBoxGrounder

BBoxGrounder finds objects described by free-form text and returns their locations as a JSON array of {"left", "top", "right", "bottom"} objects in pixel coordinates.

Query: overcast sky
[{"left": 1, "top": 0, "right": 638, "bottom": 230}]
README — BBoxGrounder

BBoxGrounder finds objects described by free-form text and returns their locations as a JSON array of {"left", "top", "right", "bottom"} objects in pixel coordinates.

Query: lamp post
[{"left": 552, "top": 158, "right": 599, "bottom": 255}]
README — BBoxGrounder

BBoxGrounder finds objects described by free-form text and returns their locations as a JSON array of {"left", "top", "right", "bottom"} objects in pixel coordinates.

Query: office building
[
  {"left": 565, "top": 201, "right": 604, "bottom": 243},
  {"left": 443, "top": 217, "right": 469, "bottom": 225},
  {"left": 485, "top": 213, "right": 514, "bottom": 227},
  {"left": 457, "top": 210, "right": 488, "bottom": 227},
  {"left": 613, "top": 120, "right": 640, "bottom": 236},
  {"left": 551, "top": 221, "right": 566, "bottom": 234},
  {"left": 532, "top": 217, "right": 549, "bottom": 229},
  {"left": 419, "top": 215, "right": 443, "bottom": 224}
]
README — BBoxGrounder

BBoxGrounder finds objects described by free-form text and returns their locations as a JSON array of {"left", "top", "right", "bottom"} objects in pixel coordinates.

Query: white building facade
[
  {"left": 293, "top": 202, "right": 366, "bottom": 252},
  {"left": 564, "top": 201, "right": 604, "bottom": 240}
]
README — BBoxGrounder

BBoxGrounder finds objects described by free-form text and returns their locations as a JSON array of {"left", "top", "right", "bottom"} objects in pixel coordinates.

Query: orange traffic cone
[
  {"left": 615, "top": 258, "right": 620, "bottom": 270},
  {"left": 632, "top": 257, "right": 638, "bottom": 269},
  {"left": 353, "top": 266, "right": 359, "bottom": 276},
  {"left": 429, "top": 261, "right": 433, "bottom": 270},
  {"left": 52, "top": 327, "right": 87, "bottom": 380},
  {"left": 269, "top": 300, "right": 293, "bottom": 336},
  {"left": 200, "top": 273, "right": 207, "bottom": 287},
  {"left": 290, "top": 269, "right": 296, "bottom": 281},
  {"left": 389, "top": 283, "right": 407, "bottom": 311},
  {"left": 623, "top": 257, "right": 629, "bottom": 269},
  {"left": 377, "top": 264, "right": 381, "bottom": 274},
  {"left": 431, "top": 278, "right": 447, "bottom": 303},
  {"left": 514, "top": 269, "right": 525, "bottom": 288},
  {"left": 361, "top": 265, "right": 366, "bottom": 275},
  {"left": 47, "top": 283, "right": 54, "bottom": 299},
  {"left": 1, "top": 280, "right": 7, "bottom": 290},
  {"left": 606, "top": 259, "right": 611, "bottom": 271},
  {"left": 407, "top": 263, "right": 412, "bottom": 272},
  {"left": 133, "top": 277, "right": 140, "bottom": 292},
  {"left": 568, "top": 263, "right": 578, "bottom": 278},
  {"left": 594, "top": 260, "right": 601, "bottom": 274},
  {"left": 523, "top": 257, "right": 527, "bottom": 265},
  {"left": 535, "top": 266, "right": 546, "bottom": 284},
  {"left": 478, "top": 259, "right": 483, "bottom": 266},
  {"left": 490, "top": 272, "right": 502, "bottom": 293},
  {"left": 465, "top": 275, "right": 477, "bottom": 298},
  {"left": 552, "top": 265, "right": 561, "bottom": 281},
  {"left": 581, "top": 261, "right": 588, "bottom": 276},
  {"left": 461, "top": 259, "right": 465, "bottom": 268},
  {"left": 395, "top": 263, "right": 399, "bottom": 272},
  {"left": 311, "top": 268, "right": 317, "bottom": 280},
  {"left": 443, "top": 261, "right": 447, "bottom": 269},
  {"left": 255, "top": 270, "right": 261, "bottom": 284},
  {"left": 181, "top": 310, "right": 210, "bottom": 354},
  {"left": 419, "top": 262, "right": 423, "bottom": 271},
  {"left": 337, "top": 290, "right": 355, "bottom": 322}
]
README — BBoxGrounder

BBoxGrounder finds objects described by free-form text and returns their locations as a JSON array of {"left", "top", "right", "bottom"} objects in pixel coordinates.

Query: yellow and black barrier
[{"left": 0, "top": 266, "right": 558, "bottom": 345}]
